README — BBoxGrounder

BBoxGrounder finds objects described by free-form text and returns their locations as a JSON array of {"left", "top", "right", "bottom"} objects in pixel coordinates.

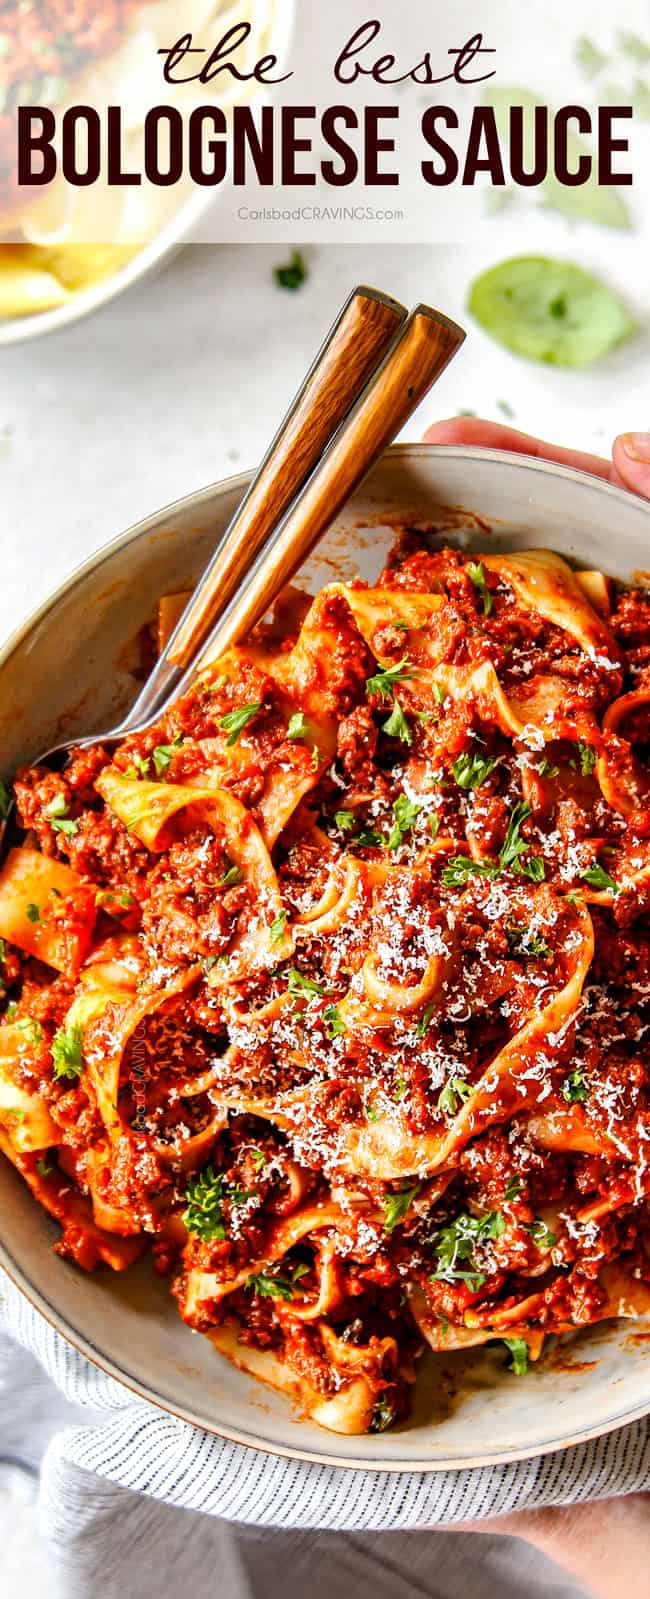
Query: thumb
[{"left": 612, "top": 434, "right": 650, "bottom": 500}]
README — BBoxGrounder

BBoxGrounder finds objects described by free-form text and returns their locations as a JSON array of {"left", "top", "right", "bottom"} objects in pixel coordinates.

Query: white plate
[{"left": 2, "top": 444, "right": 650, "bottom": 1470}]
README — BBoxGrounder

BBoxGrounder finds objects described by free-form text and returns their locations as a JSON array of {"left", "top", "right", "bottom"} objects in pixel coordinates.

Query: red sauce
[{"left": 3, "top": 543, "right": 650, "bottom": 1429}]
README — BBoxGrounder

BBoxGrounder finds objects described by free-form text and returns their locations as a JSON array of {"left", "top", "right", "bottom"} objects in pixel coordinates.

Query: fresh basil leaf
[{"left": 469, "top": 256, "right": 635, "bottom": 367}]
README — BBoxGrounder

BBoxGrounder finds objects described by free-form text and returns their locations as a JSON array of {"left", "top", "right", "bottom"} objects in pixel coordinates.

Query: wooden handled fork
[
  {"left": 126, "top": 285, "right": 407, "bottom": 724},
  {"left": 184, "top": 303, "right": 465, "bottom": 681}
]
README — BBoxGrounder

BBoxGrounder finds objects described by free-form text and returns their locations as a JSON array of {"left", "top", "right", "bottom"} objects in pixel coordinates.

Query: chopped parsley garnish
[
  {"left": 503, "top": 1337, "right": 529, "bottom": 1376},
  {"left": 356, "top": 828, "right": 383, "bottom": 848},
  {"left": 286, "top": 967, "right": 325, "bottom": 999},
  {"left": 388, "top": 792, "right": 421, "bottom": 850},
  {"left": 250, "top": 1149, "right": 267, "bottom": 1172},
  {"left": 393, "top": 1077, "right": 408, "bottom": 1101},
  {"left": 247, "top": 1265, "right": 303, "bottom": 1300},
  {"left": 519, "top": 855, "right": 546, "bottom": 882},
  {"left": 499, "top": 801, "right": 544, "bottom": 880},
  {"left": 504, "top": 1175, "right": 524, "bottom": 1201},
  {"left": 581, "top": 863, "right": 619, "bottom": 893},
  {"left": 26, "top": 903, "right": 41, "bottom": 923},
  {"left": 97, "top": 887, "right": 135, "bottom": 912},
  {"left": 335, "top": 809, "right": 355, "bottom": 833},
  {"left": 432, "top": 1267, "right": 487, "bottom": 1287},
  {"left": 365, "top": 1102, "right": 381, "bottom": 1123},
  {"left": 442, "top": 855, "right": 499, "bottom": 887},
  {"left": 432, "top": 682, "right": 446, "bottom": 705},
  {"left": 562, "top": 1065, "right": 590, "bottom": 1103},
  {"left": 452, "top": 749, "right": 498, "bottom": 790},
  {"left": 366, "top": 657, "right": 415, "bottom": 703},
  {"left": 467, "top": 561, "right": 493, "bottom": 616},
  {"left": 437, "top": 1078, "right": 474, "bottom": 1116},
  {"left": 202, "top": 955, "right": 219, "bottom": 973},
  {"left": 219, "top": 702, "right": 262, "bottom": 746},
  {"left": 153, "top": 735, "right": 184, "bottom": 776},
  {"left": 218, "top": 864, "right": 244, "bottom": 888},
  {"left": 429, "top": 1208, "right": 504, "bottom": 1290},
  {"left": 51, "top": 1022, "right": 84, "bottom": 1080},
  {"left": 506, "top": 925, "right": 551, "bottom": 959},
  {"left": 183, "top": 1166, "right": 225, "bottom": 1240},
  {"left": 286, "top": 711, "right": 309, "bottom": 741},
  {"left": 417, "top": 1002, "right": 435, "bottom": 1038},
  {"left": 429, "top": 814, "right": 440, "bottom": 841},
  {"left": 323, "top": 1002, "right": 345, "bottom": 1038},
  {"left": 270, "top": 910, "right": 287, "bottom": 944},
  {"left": 538, "top": 756, "right": 559, "bottom": 779},
  {"left": 35, "top": 1157, "right": 53, "bottom": 1177},
  {"left": 182, "top": 1165, "right": 255, "bottom": 1241},
  {"left": 124, "top": 754, "right": 151, "bottom": 779},
  {"left": 274, "top": 250, "right": 307, "bottom": 291},
  {"left": 49, "top": 818, "right": 78, "bottom": 844},
  {"left": 370, "top": 1396, "right": 395, "bottom": 1432},
  {"left": 0, "top": 778, "right": 11, "bottom": 820},
  {"left": 383, "top": 1182, "right": 420, "bottom": 1233},
  {"left": 500, "top": 804, "right": 531, "bottom": 868},
  {"left": 526, "top": 1219, "right": 557, "bottom": 1249},
  {"left": 382, "top": 701, "right": 412, "bottom": 746},
  {"left": 576, "top": 742, "right": 596, "bottom": 776}
]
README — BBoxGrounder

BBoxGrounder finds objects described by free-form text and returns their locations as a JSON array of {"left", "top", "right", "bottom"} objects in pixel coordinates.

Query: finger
[
  {"left": 612, "top": 434, "right": 650, "bottom": 501},
  {"left": 422, "top": 417, "right": 613, "bottom": 482}
]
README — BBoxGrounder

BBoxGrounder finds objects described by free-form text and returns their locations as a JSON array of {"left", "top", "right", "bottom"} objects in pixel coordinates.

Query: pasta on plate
[
  {"left": 0, "top": 0, "right": 280, "bottom": 318},
  {"left": 2, "top": 534, "right": 650, "bottom": 1436}
]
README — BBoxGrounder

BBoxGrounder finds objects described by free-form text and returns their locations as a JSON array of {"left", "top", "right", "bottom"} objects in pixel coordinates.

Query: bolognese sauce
[{"left": 2, "top": 536, "right": 650, "bottom": 1433}]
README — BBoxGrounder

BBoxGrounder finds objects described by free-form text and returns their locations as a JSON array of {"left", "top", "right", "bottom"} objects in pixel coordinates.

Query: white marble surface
[{"left": 1, "top": 236, "right": 648, "bottom": 1594}]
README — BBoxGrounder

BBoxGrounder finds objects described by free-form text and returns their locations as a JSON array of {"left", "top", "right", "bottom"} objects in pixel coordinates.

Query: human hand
[
  {"left": 422, "top": 417, "right": 650, "bottom": 500},
  {"left": 450, "top": 1494, "right": 650, "bottom": 1599},
  {"left": 422, "top": 411, "right": 650, "bottom": 1598}
]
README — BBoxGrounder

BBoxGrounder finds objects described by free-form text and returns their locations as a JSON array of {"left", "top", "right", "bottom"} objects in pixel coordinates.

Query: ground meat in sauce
[{"left": 3, "top": 539, "right": 650, "bottom": 1431}]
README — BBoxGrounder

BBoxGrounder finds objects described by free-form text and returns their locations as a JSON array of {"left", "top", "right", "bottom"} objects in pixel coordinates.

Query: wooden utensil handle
[
  {"left": 167, "top": 287, "right": 407, "bottom": 669},
  {"left": 198, "top": 305, "right": 465, "bottom": 665}
]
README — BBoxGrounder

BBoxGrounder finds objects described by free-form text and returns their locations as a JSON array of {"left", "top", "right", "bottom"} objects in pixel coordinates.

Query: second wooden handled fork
[
  {"left": 178, "top": 302, "right": 465, "bottom": 686},
  {"left": 126, "top": 285, "right": 407, "bottom": 726}
]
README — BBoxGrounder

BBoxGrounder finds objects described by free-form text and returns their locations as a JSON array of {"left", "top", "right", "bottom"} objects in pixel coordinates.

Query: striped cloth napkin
[{"left": 2, "top": 1269, "right": 650, "bottom": 1544}]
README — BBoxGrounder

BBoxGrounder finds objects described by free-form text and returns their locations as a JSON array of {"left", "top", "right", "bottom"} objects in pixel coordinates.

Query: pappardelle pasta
[{"left": 2, "top": 534, "right": 650, "bottom": 1435}]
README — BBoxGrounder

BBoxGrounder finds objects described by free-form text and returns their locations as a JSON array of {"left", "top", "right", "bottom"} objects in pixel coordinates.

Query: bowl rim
[
  {"left": 3, "top": 441, "right": 650, "bottom": 1471},
  {"left": 2, "top": 441, "right": 650, "bottom": 680}
]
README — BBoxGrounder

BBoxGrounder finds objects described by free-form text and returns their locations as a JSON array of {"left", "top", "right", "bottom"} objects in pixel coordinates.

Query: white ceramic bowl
[
  {"left": 0, "top": 0, "right": 295, "bottom": 346},
  {"left": 2, "top": 444, "right": 650, "bottom": 1470}
]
